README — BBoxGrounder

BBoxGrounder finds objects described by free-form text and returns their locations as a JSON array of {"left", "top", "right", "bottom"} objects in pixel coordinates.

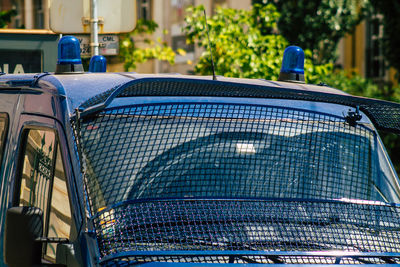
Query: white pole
[
  {"left": 90, "top": 0, "right": 99, "bottom": 56},
  {"left": 24, "top": 0, "right": 33, "bottom": 29}
]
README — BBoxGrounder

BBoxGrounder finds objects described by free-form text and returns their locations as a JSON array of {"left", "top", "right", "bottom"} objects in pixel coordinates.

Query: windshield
[
  {"left": 76, "top": 101, "right": 400, "bottom": 263},
  {"left": 78, "top": 102, "right": 399, "bottom": 212}
]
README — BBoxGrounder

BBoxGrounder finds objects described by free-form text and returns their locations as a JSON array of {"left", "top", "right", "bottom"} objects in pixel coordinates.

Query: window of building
[
  {"left": 170, "top": 0, "right": 195, "bottom": 64},
  {"left": 17, "top": 129, "right": 71, "bottom": 262},
  {"left": 33, "top": 0, "right": 45, "bottom": 29},
  {"left": 0, "top": 0, "right": 47, "bottom": 29},
  {"left": 137, "top": 0, "right": 152, "bottom": 20},
  {"left": 170, "top": 0, "right": 194, "bottom": 24},
  {"left": 366, "top": 14, "right": 386, "bottom": 80}
]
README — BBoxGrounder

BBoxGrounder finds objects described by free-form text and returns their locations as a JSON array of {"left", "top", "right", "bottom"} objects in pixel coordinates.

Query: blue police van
[{"left": 0, "top": 36, "right": 400, "bottom": 266}]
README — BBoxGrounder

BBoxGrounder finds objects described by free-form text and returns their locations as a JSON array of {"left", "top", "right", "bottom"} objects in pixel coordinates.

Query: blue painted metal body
[{"left": 0, "top": 72, "right": 398, "bottom": 266}]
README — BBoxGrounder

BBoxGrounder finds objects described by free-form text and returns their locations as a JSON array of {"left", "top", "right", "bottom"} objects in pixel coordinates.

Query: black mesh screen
[
  {"left": 78, "top": 103, "right": 378, "bottom": 212},
  {"left": 72, "top": 102, "right": 400, "bottom": 264},
  {"left": 96, "top": 199, "right": 400, "bottom": 264}
]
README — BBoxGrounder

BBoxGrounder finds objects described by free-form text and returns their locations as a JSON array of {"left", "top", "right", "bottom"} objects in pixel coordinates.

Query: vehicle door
[{"left": 11, "top": 114, "right": 73, "bottom": 263}]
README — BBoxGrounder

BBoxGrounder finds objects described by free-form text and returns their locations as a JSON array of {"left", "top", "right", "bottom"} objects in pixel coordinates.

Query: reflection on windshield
[{"left": 78, "top": 103, "right": 397, "bottom": 212}]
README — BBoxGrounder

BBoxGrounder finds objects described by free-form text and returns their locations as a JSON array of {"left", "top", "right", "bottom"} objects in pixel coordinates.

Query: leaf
[{"left": 177, "top": 49, "right": 186, "bottom": 56}]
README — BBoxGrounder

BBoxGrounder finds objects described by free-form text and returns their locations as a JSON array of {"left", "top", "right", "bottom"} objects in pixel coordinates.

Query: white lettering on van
[
  {"left": 13, "top": 64, "right": 24, "bottom": 74},
  {"left": 0, "top": 64, "right": 9, "bottom": 73},
  {"left": 0, "top": 64, "right": 25, "bottom": 74}
]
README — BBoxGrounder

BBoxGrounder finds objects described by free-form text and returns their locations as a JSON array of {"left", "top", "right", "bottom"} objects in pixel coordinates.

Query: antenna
[{"left": 203, "top": 9, "right": 217, "bottom": 81}]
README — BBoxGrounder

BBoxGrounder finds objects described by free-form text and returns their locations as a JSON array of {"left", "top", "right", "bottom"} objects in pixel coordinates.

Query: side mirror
[{"left": 4, "top": 206, "right": 43, "bottom": 267}]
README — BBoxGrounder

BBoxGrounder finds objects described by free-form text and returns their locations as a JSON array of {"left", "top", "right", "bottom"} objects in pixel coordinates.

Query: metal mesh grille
[
  {"left": 96, "top": 199, "right": 400, "bottom": 264},
  {"left": 78, "top": 79, "right": 400, "bottom": 134},
  {"left": 78, "top": 103, "right": 378, "bottom": 212},
  {"left": 72, "top": 102, "right": 399, "bottom": 263}
]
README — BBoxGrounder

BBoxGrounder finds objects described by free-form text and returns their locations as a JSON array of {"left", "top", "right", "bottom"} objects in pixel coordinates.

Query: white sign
[
  {"left": 49, "top": 0, "right": 136, "bottom": 34},
  {"left": 76, "top": 34, "right": 119, "bottom": 57}
]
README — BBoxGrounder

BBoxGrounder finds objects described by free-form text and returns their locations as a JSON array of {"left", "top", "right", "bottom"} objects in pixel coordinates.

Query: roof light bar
[
  {"left": 89, "top": 55, "right": 107, "bottom": 73},
  {"left": 278, "top": 46, "right": 305, "bottom": 83},
  {"left": 55, "top": 36, "right": 84, "bottom": 74}
]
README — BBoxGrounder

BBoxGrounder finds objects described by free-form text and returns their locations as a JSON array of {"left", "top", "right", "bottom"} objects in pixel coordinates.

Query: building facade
[
  {"left": 337, "top": 14, "right": 398, "bottom": 87},
  {"left": 0, "top": 0, "right": 251, "bottom": 73},
  {"left": 0, "top": 0, "right": 396, "bottom": 86}
]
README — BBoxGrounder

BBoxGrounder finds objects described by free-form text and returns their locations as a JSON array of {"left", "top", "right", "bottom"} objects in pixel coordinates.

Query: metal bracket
[
  {"left": 32, "top": 72, "right": 51, "bottom": 87},
  {"left": 82, "top": 17, "right": 104, "bottom": 26},
  {"left": 344, "top": 106, "right": 362, "bottom": 126}
]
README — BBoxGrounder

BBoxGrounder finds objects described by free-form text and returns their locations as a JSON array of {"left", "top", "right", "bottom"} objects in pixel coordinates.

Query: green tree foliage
[
  {"left": 370, "top": 0, "right": 400, "bottom": 78},
  {"left": 184, "top": 4, "right": 285, "bottom": 80},
  {"left": 184, "top": 4, "right": 331, "bottom": 82},
  {"left": 120, "top": 19, "right": 181, "bottom": 71},
  {"left": 252, "top": 0, "right": 369, "bottom": 64},
  {"left": 0, "top": 9, "right": 16, "bottom": 28},
  {"left": 323, "top": 70, "right": 400, "bottom": 102}
]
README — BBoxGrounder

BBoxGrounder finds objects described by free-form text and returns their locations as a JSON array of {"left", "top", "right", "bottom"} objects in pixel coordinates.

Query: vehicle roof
[
  {"left": 0, "top": 72, "right": 348, "bottom": 112},
  {"left": 0, "top": 72, "right": 400, "bottom": 134},
  {"left": 52, "top": 73, "right": 351, "bottom": 109}
]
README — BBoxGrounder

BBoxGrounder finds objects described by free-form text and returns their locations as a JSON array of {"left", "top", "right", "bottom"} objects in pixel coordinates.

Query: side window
[{"left": 18, "top": 129, "right": 71, "bottom": 262}]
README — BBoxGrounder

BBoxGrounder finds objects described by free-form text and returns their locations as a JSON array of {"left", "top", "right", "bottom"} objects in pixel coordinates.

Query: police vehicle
[{"left": 0, "top": 36, "right": 400, "bottom": 266}]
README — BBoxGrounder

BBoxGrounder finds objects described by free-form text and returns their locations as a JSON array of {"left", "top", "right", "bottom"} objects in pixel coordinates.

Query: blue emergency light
[
  {"left": 89, "top": 55, "right": 107, "bottom": 72},
  {"left": 55, "top": 36, "right": 84, "bottom": 74},
  {"left": 278, "top": 46, "right": 305, "bottom": 83}
]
